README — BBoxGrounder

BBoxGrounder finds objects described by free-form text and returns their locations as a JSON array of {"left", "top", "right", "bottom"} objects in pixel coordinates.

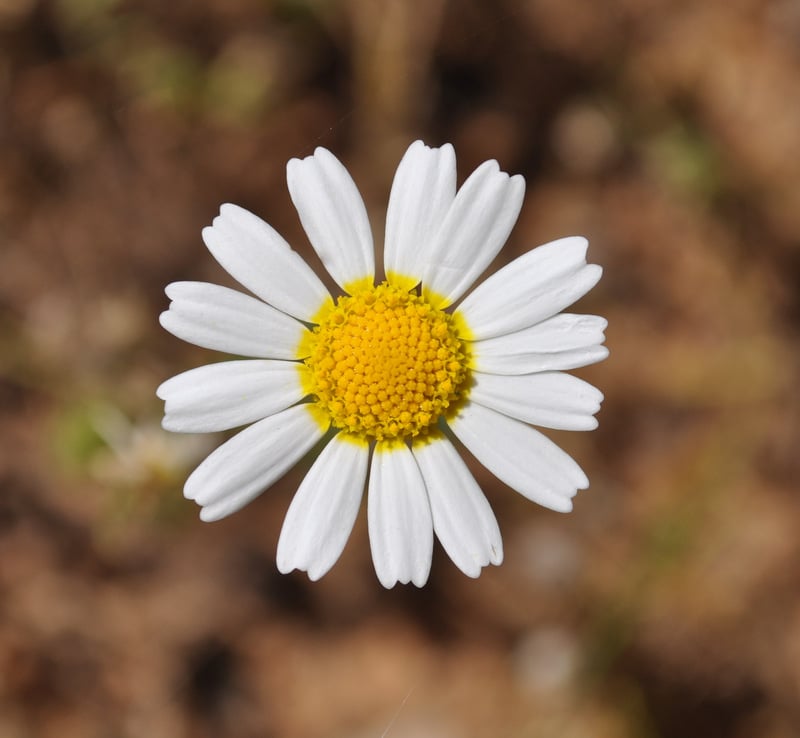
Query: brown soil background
[{"left": 2, "top": 0, "right": 800, "bottom": 736}]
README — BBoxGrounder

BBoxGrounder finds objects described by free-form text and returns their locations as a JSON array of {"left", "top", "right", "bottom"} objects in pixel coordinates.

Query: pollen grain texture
[{"left": 302, "top": 282, "right": 470, "bottom": 441}]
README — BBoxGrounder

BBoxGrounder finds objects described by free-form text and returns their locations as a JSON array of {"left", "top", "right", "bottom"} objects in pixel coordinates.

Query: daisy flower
[{"left": 157, "top": 140, "right": 607, "bottom": 588}]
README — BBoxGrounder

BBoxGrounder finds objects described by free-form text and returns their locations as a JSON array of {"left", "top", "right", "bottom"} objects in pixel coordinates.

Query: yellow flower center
[{"left": 302, "top": 282, "right": 470, "bottom": 441}]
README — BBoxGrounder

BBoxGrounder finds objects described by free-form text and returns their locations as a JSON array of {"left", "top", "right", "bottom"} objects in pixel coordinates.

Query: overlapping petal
[
  {"left": 421, "top": 160, "right": 525, "bottom": 309},
  {"left": 157, "top": 360, "right": 307, "bottom": 433},
  {"left": 384, "top": 141, "right": 456, "bottom": 289},
  {"left": 412, "top": 436, "right": 502, "bottom": 577},
  {"left": 367, "top": 442, "right": 433, "bottom": 588},
  {"left": 277, "top": 434, "right": 369, "bottom": 580},
  {"left": 202, "top": 204, "right": 332, "bottom": 321},
  {"left": 160, "top": 281, "right": 308, "bottom": 359},
  {"left": 448, "top": 402, "right": 588, "bottom": 513},
  {"left": 470, "top": 371, "right": 603, "bottom": 431},
  {"left": 456, "top": 237, "right": 602, "bottom": 340},
  {"left": 184, "top": 404, "right": 329, "bottom": 522},
  {"left": 287, "top": 147, "right": 375, "bottom": 290},
  {"left": 472, "top": 314, "right": 608, "bottom": 375}
]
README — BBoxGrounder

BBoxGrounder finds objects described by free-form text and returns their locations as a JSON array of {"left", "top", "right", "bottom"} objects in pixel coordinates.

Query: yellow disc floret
[{"left": 302, "top": 282, "right": 470, "bottom": 441}]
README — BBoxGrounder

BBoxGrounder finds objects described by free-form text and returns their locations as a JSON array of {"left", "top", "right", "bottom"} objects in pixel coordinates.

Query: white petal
[
  {"left": 456, "top": 237, "right": 602, "bottom": 340},
  {"left": 412, "top": 436, "right": 502, "bottom": 578},
  {"left": 277, "top": 434, "right": 369, "bottom": 581},
  {"left": 384, "top": 141, "right": 456, "bottom": 288},
  {"left": 421, "top": 160, "right": 525, "bottom": 308},
  {"left": 367, "top": 441, "right": 433, "bottom": 588},
  {"left": 470, "top": 371, "right": 604, "bottom": 431},
  {"left": 448, "top": 402, "right": 588, "bottom": 513},
  {"left": 159, "top": 281, "right": 307, "bottom": 358},
  {"left": 472, "top": 314, "right": 609, "bottom": 375},
  {"left": 185, "top": 404, "right": 328, "bottom": 522},
  {"left": 287, "top": 147, "right": 375, "bottom": 290},
  {"left": 202, "top": 204, "right": 332, "bottom": 321},
  {"left": 157, "top": 360, "right": 307, "bottom": 433}
]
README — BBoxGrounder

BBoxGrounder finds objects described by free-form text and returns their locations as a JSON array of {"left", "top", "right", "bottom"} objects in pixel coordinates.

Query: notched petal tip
[
  {"left": 375, "top": 571, "right": 429, "bottom": 589},
  {"left": 214, "top": 203, "right": 270, "bottom": 234},
  {"left": 274, "top": 561, "right": 327, "bottom": 583},
  {"left": 286, "top": 146, "right": 333, "bottom": 172}
]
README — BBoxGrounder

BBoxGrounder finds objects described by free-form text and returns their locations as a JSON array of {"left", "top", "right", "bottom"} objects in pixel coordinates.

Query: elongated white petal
[
  {"left": 185, "top": 404, "right": 328, "bottom": 522},
  {"left": 448, "top": 402, "right": 588, "bottom": 512},
  {"left": 202, "top": 204, "right": 332, "bottom": 321},
  {"left": 470, "top": 371, "right": 603, "bottom": 431},
  {"left": 160, "top": 282, "right": 307, "bottom": 358},
  {"left": 456, "top": 237, "right": 602, "bottom": 340},
  {"left": 277, "top": 434, "right": 369, "bottom": 580},
  {"left": 368, "top": 442, "right": 433, "bottom": 588},
  {"left": 287, "top": 147, "right": 374, "bottom": 290},
  {"left": 475, "top": 346, "right": 609, "bottom": 375},
  {"left": 421, "top": 160, "right": 525, "bottom": 308},
  {"left": 412, "top": 437, "right": 502, "bottom": 578},
  {"left": 157, "top": 360, "right": 307, "bottom": 433},
  {"left": 472, "top": 314, "right": 608, "bottom": 375},
  {"left": 384, "top": 141, "right": 456, "bottom": 288}
]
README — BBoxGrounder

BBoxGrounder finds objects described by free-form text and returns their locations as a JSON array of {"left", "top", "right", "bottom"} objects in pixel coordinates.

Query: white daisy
[{"left": 157, "top": 140, "right": 607, "bottom": 588}]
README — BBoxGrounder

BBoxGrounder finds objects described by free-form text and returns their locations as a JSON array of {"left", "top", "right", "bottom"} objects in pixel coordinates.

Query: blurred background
[{"left": 2, "top": 0, "right": 799, "bottom": 736}]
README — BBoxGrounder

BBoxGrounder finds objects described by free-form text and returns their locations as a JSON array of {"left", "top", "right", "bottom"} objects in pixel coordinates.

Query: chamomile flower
[{"left": 157, "top": 140, "right": 607, "bottom": 588}]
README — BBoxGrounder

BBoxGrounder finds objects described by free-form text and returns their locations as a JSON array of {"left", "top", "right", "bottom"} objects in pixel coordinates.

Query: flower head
[{"left": 158, "top": 140, "right": 607, "bottom": 587}]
